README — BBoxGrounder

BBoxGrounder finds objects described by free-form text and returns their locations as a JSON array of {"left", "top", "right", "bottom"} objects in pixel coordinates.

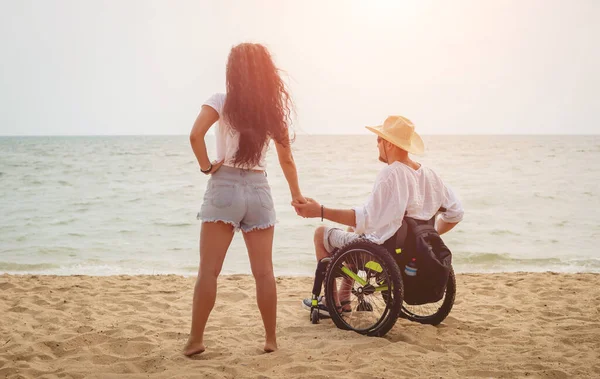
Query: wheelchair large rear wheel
[
  {"left": 400, "top": 267, "right": 456, "bottom": 325},
  {"left": 324, "top": 240, "right": 403, "bottom": 337}
]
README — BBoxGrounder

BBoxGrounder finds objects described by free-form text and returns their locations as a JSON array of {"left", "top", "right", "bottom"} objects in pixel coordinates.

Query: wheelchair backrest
[{"left": 382, "top": 207, "right": 445, "bottom": 254}]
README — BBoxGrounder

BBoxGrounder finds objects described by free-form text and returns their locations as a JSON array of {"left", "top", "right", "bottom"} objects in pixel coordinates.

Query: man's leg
[
  {"left": 313, "top": 226, "right": 359, "bottom": 311},
  {"left": 301, "top": 226, "right": 332, "bottom": 314},
  {"left": 313, "top": 225, "right": 330, "bottom": 261}
]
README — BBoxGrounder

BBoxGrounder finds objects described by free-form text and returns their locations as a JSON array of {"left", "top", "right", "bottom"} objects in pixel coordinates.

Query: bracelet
[
  {"left": 200, "top": 162, "right": 213, "bottom": 174},
  {"left": 321, "top": 205, "right": 324, "bottom": 222}
]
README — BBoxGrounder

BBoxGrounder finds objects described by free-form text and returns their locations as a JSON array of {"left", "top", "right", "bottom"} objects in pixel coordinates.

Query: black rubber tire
[
  {"left": 400, "top": 267, "right": 456, "bottom": 325},
  {"left": 311, "top": 308, "right": 319, "bottom": 324},
  {"left": 324, "top": 240, "right": 404, "bottom": 337}
]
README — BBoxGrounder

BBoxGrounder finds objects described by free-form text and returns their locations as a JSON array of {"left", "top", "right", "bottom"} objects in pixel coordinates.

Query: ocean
[{"left": 1, "top": 135, "right": 598, "bottom": 276}]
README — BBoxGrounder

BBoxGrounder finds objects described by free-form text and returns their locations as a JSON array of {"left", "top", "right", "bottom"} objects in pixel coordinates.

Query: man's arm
[
  {"left": 292, "top": 198, "right": 356, "bottom": 227},
  {"left": 322, "top": 207, "right": 356, "bottom": 227},
  {"left": 435, "top": 218, "right": 459, "bottom": 235},
  {"left": 293, "top": 175, "right": 399, "bottom": 238},
  {"left": 437, "top": 183, "right": 464, "bottom": 235}
]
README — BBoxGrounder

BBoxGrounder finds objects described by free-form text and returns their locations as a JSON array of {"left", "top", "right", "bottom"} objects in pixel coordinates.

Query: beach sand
[{"left": 1, "top": 273, "right": 599, "bottom": 378}]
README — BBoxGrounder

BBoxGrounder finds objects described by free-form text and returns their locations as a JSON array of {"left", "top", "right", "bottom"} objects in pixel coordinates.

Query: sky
[{"left": 0, "top": 0, "right": 598, "bottom": 136}]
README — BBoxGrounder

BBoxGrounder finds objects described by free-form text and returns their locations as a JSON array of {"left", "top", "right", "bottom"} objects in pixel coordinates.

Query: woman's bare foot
[
  {"left": 263, "top": 340, "right": 277, "bottom": 353},
  {"left": 183, "top": 339, "right": 206, "bottom": 357}
]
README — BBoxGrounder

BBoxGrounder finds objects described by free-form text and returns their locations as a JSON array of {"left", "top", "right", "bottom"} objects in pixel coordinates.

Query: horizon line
[{"left": 1, "top": 133, "right": 599, "bottom": 137}]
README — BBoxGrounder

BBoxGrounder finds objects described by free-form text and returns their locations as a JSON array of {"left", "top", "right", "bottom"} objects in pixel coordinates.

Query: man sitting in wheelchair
[{"left": 293, "top": 115, "right": 464, "bottom": 336}]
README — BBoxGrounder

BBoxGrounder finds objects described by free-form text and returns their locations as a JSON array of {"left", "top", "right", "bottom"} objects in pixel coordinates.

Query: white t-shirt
[
  {"left": 353, "top": 161, "right": 464, "bottom": 244},
  {"left": 203, "top": 93, "right": 269, "bottom": 171}
]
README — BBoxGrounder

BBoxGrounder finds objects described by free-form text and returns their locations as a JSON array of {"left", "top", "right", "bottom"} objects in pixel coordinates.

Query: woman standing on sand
[{"left": 184, "top": 43, "right": 306, "bottom": 356}]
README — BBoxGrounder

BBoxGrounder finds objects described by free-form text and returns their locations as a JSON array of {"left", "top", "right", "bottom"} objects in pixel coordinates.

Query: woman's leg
[
  {"left": 184, "top": 221, "right": 235, "bottom": 356},
  {"left": 242, "top": 226, "right": 277, "bottom": 352}
]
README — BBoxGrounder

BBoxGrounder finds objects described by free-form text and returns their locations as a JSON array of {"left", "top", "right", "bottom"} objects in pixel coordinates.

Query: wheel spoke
[{"left": 328, "top": 247, "right": 398, "bottom": 333}]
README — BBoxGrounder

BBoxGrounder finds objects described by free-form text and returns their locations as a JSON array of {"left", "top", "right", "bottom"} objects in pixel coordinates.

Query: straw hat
[{"left": 365, "top": 115, "right": 424, "bottom": 155}]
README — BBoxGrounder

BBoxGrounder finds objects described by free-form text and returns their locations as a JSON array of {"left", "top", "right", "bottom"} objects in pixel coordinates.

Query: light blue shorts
[{"left": 198, "top": 166, "right": 276, "bottom": 232}]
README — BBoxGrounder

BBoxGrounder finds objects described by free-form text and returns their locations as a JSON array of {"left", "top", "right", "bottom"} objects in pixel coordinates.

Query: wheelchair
[{"left": 308, "top": 210, "right": 456, "bottom": 337}]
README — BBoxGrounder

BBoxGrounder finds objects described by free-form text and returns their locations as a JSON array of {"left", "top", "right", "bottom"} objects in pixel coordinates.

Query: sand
[{"left": 1, "top": 273, "right": 599, "bottom": 378}]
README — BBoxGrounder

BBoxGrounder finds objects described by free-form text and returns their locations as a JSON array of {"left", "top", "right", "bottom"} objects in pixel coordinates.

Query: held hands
[
  {"left": 291, "top": 197, "right": 322, "bottom": 218},
  {"left": 290, "top": 193, "right": 308, "bottom": 217},
  {"left": 292, "top": 194, "right": 307, "bottom": 205}
]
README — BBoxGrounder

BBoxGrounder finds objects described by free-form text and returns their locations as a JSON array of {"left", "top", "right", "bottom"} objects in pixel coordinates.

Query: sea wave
[
  {"left": 153, "top": 221, "right": 194, "bottom": 228},
  {"left": 454, "top": 253, "right": 600, "bottom": 272},
  {"left": 0, "top": 262, "right": 60, "bottom": 271}
]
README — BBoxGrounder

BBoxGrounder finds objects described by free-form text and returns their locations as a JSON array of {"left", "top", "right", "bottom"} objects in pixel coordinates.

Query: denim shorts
[{"left": 198, "top": 166, "right": 276, "bottom": 232}]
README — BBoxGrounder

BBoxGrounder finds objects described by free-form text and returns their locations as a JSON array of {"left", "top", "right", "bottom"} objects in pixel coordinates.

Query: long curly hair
[{"left": 222, "top": 43, "right": 294, "bottom": 168}]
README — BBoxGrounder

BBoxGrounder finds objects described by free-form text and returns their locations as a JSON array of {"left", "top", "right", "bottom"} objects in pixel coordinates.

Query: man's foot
[
  {"left": 302, "top": 297, "right": 351, "bottom": 318},
  {"left": 264, "top": 340, "right": 277, "bottom": 353},
  {"left": 302, "top": 297, "right": 331, "bottom": 318},
  {"left": 183, "top": 339, "right": 206, "bottom": 357}
]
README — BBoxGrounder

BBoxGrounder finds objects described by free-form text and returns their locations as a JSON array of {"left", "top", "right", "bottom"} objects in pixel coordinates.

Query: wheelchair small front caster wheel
[{"left": 311, "top": 308, "right": 320, "bottom": 324}]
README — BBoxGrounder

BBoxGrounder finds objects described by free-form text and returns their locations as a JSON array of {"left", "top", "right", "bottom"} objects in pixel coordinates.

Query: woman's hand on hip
[{"left": 209, "top": 160, "right": 224, "bottom": 175}]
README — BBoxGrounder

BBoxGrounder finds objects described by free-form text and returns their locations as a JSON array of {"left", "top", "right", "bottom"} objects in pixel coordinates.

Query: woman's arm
[
  {"left": 189, "top": 105, "right": 221, "bottom": 173},
  {"left": 274, "top": 138, "right": 305, "bottom": 203}
]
